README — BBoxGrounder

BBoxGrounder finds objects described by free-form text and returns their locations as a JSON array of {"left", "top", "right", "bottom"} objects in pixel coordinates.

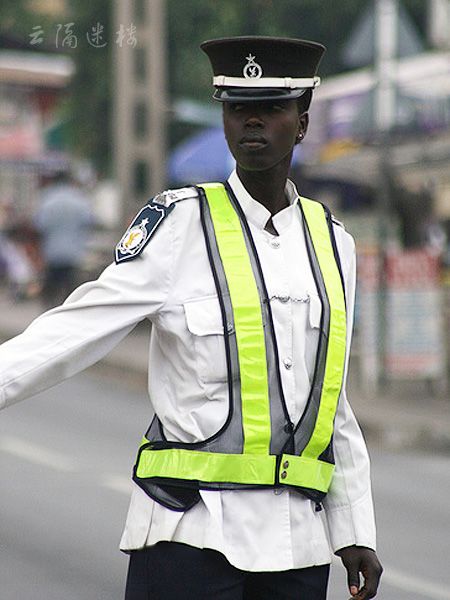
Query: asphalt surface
[
  {"left": 0, "top": 372, "right": 147, "bottom": 600},
  {"left": 1, "top": 371, "right": 450, "bottom": 600}
]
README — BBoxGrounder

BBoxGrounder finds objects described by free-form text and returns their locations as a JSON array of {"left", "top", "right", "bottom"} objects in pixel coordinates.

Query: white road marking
[
  {"left": 0, "top": 435, "right": 131, "bottom": 496},
  {"left": 383, "top": 567, "right": 450, "bottom": 600},
  {"left": 0, "top": 435, "right": 78, "bottom": 472}
]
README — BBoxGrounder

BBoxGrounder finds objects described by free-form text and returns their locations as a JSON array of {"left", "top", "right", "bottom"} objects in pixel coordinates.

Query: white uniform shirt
[{"left": 0, "top": 171, "right": 376, "bottom": 572}]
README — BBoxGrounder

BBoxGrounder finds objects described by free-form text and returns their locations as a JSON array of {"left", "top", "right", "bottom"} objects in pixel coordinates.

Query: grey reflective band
[
  {"left": 292, "top": 205, "right": 331, "bottom": 455},
  {"left": 198, "top": 188, "right": 244, "bottom": 449},
  {"left": 213, "top": 75, "right": 321, "bottom": 88}
]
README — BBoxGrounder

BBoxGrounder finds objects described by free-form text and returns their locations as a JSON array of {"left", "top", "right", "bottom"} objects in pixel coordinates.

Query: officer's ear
[
  {"left": 296, "top": 112, "right": 309, "bottom": 144},
  {"left": 296, "top": 91, "right": 312, "bottom": 142}
]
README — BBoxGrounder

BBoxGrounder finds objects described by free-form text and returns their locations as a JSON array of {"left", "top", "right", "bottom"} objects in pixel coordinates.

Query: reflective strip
[
  {"left": 198, "top": 183, "right": 271, "bottom": 455},
  {"left": 136, "top": 447, "right": 332, "bottom": 490},
  {"left": 137, "top": 449, "right": 275, "bottom": 484},
  {"left": 299, "top": 198, "right": 347, "bottom": 460},
  {"left": 224, "top": 182, "right": 291, "bottom": 456},
  {"left": 279, "top": 453, "right": 334, "bottom": 492},
  {"left": 292, "top": 204, "right": 330, "bottom": 456},
  {"left": 198, "top": 189, "right": 244, "bottom": 449}
]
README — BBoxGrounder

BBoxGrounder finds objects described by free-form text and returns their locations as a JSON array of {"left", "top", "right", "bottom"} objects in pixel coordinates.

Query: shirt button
[
  {"left": 283, "top": 358, "right": 293, "bottom": 369},
  {"left": 280, "top": 471, "right": 288, "bottom": 479},
  {"left": 270, "top": 239, "right": 280, "bottom": 249},
  {"left": 283, "top": 460, "right": 290, "bottom": 469}
]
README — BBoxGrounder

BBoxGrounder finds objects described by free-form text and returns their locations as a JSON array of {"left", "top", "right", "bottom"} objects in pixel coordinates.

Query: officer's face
[{"left": 222, "top": 99, "right": 307, "bottom": 172}]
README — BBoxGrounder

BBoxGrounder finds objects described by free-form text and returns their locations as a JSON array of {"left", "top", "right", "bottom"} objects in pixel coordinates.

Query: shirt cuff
[{"left": 325, "top": 489, "right": 377, "bottom": 553}]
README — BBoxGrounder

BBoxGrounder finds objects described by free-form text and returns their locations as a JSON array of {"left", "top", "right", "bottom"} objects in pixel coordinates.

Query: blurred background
[{"left": 0, "top": 1, "right": 449, "bottom": 599}]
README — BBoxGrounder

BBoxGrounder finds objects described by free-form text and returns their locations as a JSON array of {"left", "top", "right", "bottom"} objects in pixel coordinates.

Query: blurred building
[
  {"left": 0, "top": 33, "right": 74, "bottom": 225},
  {"left": 291, "top": 2, "right": 450, "bottom": 394},
  {"left": 303, "top": 50, "right": 450, "bottom": 199}
]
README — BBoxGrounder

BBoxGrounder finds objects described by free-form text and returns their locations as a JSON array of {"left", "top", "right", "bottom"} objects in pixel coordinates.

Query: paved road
[
  {"left": 329, "top": 451, "right": 450, "bottom": 600},
  {"left": 1, "top": 371, "right": 449, "bottom": 600}
]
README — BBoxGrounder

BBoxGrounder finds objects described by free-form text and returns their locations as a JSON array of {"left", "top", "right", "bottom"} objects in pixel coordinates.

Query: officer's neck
[{"left": 236, "top": 162, "right": 290, "bottom": 216}]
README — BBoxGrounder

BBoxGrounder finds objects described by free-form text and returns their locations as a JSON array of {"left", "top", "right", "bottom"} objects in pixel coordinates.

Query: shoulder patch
[
  {"left": 153, "top": 186, "right": 197, "bottom": 207},
  {"left": 115, "top": 201, "right": 174, "bottom": 264}
]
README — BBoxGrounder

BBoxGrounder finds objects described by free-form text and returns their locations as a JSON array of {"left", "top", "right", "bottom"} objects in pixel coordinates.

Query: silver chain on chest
[{"left": 266, "top": 294, "right": 310, "bottom": 304}]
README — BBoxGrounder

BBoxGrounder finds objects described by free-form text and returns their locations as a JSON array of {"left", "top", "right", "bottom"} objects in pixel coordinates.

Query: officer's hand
[{"left": 335, "top": 545, "right": 383, "bottom": 599}]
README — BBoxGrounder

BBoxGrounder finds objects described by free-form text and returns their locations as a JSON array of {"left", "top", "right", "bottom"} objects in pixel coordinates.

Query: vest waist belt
[{"left": 136, "top": 446, "right": 335, "bottom": 492}]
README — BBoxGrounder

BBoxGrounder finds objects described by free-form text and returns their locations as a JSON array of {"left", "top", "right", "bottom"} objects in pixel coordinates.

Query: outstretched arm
[{"left": 0, "top": 212, "right": 174, "bottom": 410}]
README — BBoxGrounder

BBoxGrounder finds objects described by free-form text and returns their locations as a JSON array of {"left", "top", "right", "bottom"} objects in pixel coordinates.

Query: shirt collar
[{"left": 227, "top": 170, "right": 300, "bottom": 233}]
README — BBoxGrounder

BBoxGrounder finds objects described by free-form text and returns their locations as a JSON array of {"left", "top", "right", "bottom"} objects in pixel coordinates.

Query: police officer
[{"left": 0, "top": 37, "right": 383, "bottom": 600}]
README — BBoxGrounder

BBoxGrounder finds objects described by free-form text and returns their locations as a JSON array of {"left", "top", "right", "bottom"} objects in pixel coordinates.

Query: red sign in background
[
  {"left": 385, "top": 249, "right": 445, "bottom": 378},
  {"left": 385, "top": 250, "right": 440, "bottom": 289}
]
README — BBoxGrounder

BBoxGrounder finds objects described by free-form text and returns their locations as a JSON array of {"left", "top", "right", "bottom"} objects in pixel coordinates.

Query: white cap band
[{"left": 213, "top": 75, "right": 321, "bottom": 89}]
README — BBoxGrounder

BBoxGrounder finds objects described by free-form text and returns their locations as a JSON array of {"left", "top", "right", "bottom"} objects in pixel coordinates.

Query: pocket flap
[{"left": 184, "top": 296, "right": 224, "bottom": 336}]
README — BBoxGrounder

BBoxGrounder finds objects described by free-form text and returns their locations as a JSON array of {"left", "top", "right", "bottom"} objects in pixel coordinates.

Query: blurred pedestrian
[
  {"left": 0, "top": 230, "right": 35, "bottom": 300},
  {"left": 0, "top": 37, "right": 382, "bottom": 599},
  {"left": 0, "top": 198, "right": 42, "bottom": 299},
  {"left": 35, "top": 170, "right": 95, "bottom": 308}
]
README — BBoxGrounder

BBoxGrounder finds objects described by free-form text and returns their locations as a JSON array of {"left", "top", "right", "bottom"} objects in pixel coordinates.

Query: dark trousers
[{"left": 124, "top": 542, "right": 330, "bottom": 600}]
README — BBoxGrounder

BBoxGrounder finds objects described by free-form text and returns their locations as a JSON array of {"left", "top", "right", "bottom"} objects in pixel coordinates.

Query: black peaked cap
[{"left": 201, "top": 36, "right": 326, "bottom": 102}]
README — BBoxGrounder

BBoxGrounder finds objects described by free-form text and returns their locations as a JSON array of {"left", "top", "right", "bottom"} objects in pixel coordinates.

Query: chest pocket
[{"left": 184, "top": 296, "right": 228, "bottom": 384}]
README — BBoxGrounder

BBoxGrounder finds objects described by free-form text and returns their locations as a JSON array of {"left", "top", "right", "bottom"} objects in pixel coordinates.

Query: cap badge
[{"left": 243, "top": 53, "right": 263, "bottom": 79}]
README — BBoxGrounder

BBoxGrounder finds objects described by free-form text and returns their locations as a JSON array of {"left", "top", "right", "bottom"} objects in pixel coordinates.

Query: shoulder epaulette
[
  {"left": 331, "top": 215, "right": 346, "bottom": 230},
  {"left": 153, "top": 186, "right": 198, "bottom": 207}
]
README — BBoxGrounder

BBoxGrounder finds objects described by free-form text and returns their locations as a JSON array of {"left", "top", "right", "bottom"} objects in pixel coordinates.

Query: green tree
[{"left": 63, "top": 0, "right": 113, "bottom": 174}]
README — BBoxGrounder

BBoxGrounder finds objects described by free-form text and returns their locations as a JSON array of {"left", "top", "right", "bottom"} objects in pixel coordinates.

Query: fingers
[
  {"left": 351, "top": 584, "right": 377, "bottom": 600},
  {"left": 351, "top": 558, "right": 383, "bottom": 599},
  {"left": 337, "top": 546, "right": 383, "bottom": 600},
  {"left": 346, "top": 565, "right": 360, "bottom": 597}
]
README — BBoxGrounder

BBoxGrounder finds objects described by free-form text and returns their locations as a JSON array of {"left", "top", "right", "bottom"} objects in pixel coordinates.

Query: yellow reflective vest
[{"left": 133, "top": 183, "right": 347, "bottom": 511}]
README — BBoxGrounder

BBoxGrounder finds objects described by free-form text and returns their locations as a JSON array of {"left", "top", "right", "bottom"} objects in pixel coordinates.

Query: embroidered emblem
[
  {"left": 119, "top": 220, "right": 148, "bottom": 253},
  {"left": 243, "top": 53, "right": 263, "bottom": 79},
  {"left": 115, "top": 202, "right": 174, "bottom": 264}
]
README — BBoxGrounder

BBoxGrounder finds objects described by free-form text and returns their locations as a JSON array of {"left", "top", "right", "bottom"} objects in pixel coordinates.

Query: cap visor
[{"left": 213, "top": 87, "right": 308, "bottom": 102}]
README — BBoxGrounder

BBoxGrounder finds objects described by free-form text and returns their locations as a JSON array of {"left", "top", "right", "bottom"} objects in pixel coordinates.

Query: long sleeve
[
  {"left": 323, "top": 241, "right": 377, "bottom": 552},
  {"left": 0, "top": 214, "right": 174, "bottom": 410}
]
